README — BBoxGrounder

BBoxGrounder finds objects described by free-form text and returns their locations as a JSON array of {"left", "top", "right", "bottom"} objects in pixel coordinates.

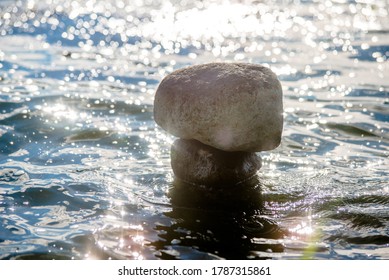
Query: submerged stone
[
  {"left": 154, "top": 62, "right": 283, "bottom": 152},
  {"left": 170, "top": 138, "right": 261, "bottom": 186}
]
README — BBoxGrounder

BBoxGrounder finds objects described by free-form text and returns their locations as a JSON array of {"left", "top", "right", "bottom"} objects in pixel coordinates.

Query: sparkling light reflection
[{"left": 290, "top": 220, "right": 314, "bottom": 237}]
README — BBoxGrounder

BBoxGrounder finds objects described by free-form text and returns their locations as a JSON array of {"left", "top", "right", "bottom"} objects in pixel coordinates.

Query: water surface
[{"left": 0, "top": 0, "right": 388, "bottom": 259}]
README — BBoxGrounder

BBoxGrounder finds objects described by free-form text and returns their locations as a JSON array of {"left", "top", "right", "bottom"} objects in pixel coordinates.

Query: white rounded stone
[{"left": 154, "top": 62, "right": 283, "bottom": 152}]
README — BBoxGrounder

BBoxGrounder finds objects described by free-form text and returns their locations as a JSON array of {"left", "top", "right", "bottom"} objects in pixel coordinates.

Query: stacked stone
[{"left": 154, "top": 62, "right": 283, "bottom": 186}]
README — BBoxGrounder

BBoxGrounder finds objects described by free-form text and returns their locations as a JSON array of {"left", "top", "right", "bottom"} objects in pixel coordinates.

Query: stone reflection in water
[{"left": 151, "top": 177, "right": 285, "bottom": 260}]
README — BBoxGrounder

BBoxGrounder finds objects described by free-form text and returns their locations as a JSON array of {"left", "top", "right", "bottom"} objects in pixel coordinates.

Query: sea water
[{"left": 0, "top": 0, "right": 388, "bottom": 259}]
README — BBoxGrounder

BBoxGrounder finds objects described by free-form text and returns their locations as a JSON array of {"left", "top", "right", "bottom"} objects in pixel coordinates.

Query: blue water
[{"left": 0, "top": 0, "right": 388, "bottom": 259}]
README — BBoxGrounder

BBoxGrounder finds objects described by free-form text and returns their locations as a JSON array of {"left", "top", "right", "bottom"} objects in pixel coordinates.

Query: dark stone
[{"left": 170, "top": 138, "right": 261, "bottom": 186}]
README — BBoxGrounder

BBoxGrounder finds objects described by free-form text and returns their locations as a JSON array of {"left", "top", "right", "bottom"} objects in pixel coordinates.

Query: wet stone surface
[{"left": 170, "top": 139, "right": 262, "bottom": 186}]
